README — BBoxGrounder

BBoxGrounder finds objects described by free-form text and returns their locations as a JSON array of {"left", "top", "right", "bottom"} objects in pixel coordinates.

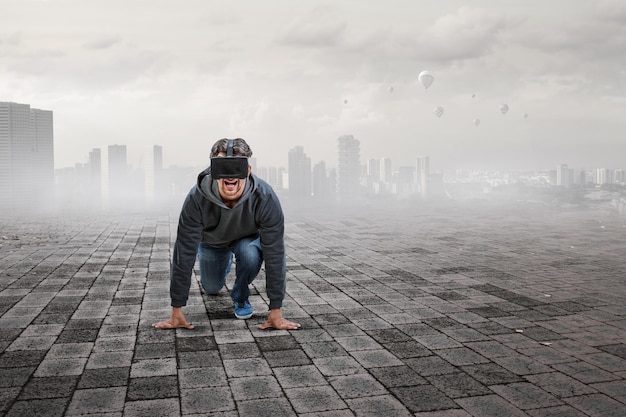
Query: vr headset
[{"left": 210, "top": 139, "right": 249, "bottom": 179}]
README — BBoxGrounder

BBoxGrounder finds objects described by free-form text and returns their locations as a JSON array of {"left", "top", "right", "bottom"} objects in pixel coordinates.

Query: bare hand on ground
[
  {"left": 258, "top": 308, "right": 301, "bottom": 330},
  {"left": 152, "top": 307, "right": 195, "bottom": 330}
]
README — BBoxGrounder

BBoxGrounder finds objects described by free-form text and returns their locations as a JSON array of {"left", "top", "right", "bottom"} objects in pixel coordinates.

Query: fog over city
[{"left": 2, "top": 0, "right": 625, "bottom": 173}]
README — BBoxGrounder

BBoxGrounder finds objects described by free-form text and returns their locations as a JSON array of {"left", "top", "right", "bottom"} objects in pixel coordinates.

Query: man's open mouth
[{"left": 224, "top": 179, "right": 238, "bottom": 191}]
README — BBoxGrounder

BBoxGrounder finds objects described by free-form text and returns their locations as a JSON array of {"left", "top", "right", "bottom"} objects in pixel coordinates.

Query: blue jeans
[{"left": 197, "top": 237, "right": 263, "bottom": 303}]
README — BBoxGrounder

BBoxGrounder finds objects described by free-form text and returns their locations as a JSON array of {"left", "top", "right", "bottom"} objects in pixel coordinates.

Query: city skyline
[
  {"left": 60, "top": 134, "right": 626, "bottom": 175},
  {"left": 1, "top": 1, "right": 625, "bottom": 172},
  {"left": 2, "top": 100, "right": 623, "bottom": 213}
]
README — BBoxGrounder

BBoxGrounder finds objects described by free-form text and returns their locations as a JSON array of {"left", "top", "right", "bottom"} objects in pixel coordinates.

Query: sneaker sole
[{"left": 234, "top": 312, "right": 253, "bottom": 320}]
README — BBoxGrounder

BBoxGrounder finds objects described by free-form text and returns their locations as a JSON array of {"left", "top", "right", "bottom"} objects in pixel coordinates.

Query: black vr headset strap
[{"left": 226, "top": 139, "right": 234, "bottom": 157}]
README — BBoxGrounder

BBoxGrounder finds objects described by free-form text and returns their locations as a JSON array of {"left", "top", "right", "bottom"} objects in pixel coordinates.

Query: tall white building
[
  {"left": 556, "top": 164, "right": 572, "bottom": 187},
  {"left": 416, "top": 156, "right": 430, "bottom": 197},
  {"left": 379, "top": 158, "right": 392, "bottom": 183},
  {"left": 337, "top": 135, "right": 361, "bottom": 201},
  {"left": 595, "top": 168, "right": 614, "bottom": 185},
  {"left": 143, "top": 145, "right": 163, "bottom": 204},
  {"left": 0, "top": 101, "right": 54, "bottom": 210},
  {"left": 288, "top": 146, "right": 311, "bottom": 200},
  {"left": 100, "top": 144, "right": 128, "bottom": 207}
]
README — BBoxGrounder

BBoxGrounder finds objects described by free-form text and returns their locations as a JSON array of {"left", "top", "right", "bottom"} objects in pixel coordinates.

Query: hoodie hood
[{"left": 196, "top": 167, "right": 258, "bottom": 209}]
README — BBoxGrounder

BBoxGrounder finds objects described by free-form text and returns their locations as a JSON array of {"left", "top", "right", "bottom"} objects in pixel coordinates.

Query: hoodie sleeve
[
  {"left": 256, "top": 187, "right": 287, "bottom": 309},
  {"left": 170, "top": 187, "right": 204, "bottom": 307}
]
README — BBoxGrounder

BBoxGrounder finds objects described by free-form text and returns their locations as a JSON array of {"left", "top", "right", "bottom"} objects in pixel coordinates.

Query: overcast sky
[{"left": 2, "top": 0, "right": 625, "bottom": 172}]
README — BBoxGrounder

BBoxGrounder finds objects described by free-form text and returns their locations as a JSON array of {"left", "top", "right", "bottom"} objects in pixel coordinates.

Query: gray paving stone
[
  {"left": 524, "top": 372, "right": 598, "bottom": 398},
  {"left": 464, "top": 340, "right": 517, "bottom": 359},
  {"left": 180, "top": 386, "right": 235, "bottom": 414},
  {"left": 127, "top": 375, "right": 179, "bottom": 400},
  {"left": 178, "top": 366, "right": 228, "bottom": 389},
  {"left": 455, "top": 394, "right": 529, "bottom": 417},
  {"left": 273, "top": 364, "right": 328, "bottom": 388},
  {"left": 77, "top": 367, "right": 130, "bottom": 389},
  {"left": 0, "top": 387, "right": 20, "bottom": 414},
  {"left": 284, "top": 386, "right": 348, "bottom": 414},
  {"left": 551, "top": 360, "right": 621, "bottom": 383},
  {"left": 328, "top": 373, "right": 388, "bottom": 398},
  {"left": 122, "top": 398, "right": 181, "bottom": 417},
  {"left": 516, "top": 345, "right": 579, "bottom": 365},
  {"left": 255, "top": 334, "right": 299, "bottom": 351},
  {"left": 577, "top": 351, "right": 626, "bottom": 372},
  {"left": 86, "top": 350, "right": 134, "bottom": 370},
  {"left": 5, "top": 397, "right": 69, "bottom": 417},
  {"left": 590, "top": 379, "right": 626, "bottom": 404},
  {"left": 130, "top": 358, "right": 177, "bottom": 378},
  {"left": 133, "top": 342, "right": 176, "bottom": 360},
  {"left": 391, "top": 384, "right": 458, "bottom": 412},
  {"left": 301, "top": 341, "right": 348, "bottom": 358},
  {"left": 0, "top": 350, "right": 46, "bottom": 368},
  {"left": 18, "top": 375, "right": 78, "bottom": 400},
  {"left": 65, "top": 386, "right": 127, "bottom": 415},
  {"left": 345, "top": 394, "right": 413, "bottom": 417},
  {"left": 46, "top": 342, "right": 94, "bottom": 359},
  {"left": 229, "top": 375, "right": 284, "bottom": 401},
  {"left": 413, "top": 332, "right": 464, "bottom": 349},
  {"left": 404, "top": 355, "right": 458, "bottom": 376},
  {"left": 236, "top": 397, "right": 297, "bottom": 417},
  {"left": 426, "top": 372, "right": 492, "bottom": 399},
  {"left": 263, "top": 349, "right": 312, "bottom": 367},
  {"left": 526, "top": 405, "right": 589, "bottom": 417},
  {"left": 218, "top": 341, "right": 261, "bottom": 359},
  {"left": 442, "top": 327, "right": 492, "bottom": 343},
  {"left": 223, "top": 357, "right": 272, "bottom": 378},
  {"left": 178, "top": 350, "right": 222, "bottom": 369},
  {"left": 412, "top": 410, "right": 472, "bottom": 417},
  {"left": 598, "top": 343, "right": 626, "bottom": 359},
  {"left": 489, "top": 382, "right": 563, "bottom": 409},
  {"left": 350, "top": 348, "right": 404, "bottom": 368},
  {"left": 312, "top": 356, "right": 364, "bottom": 376},
  {"left": 34, "top": 356, "right": 88, "bottom": 377},
  {"left": 491, "top": 353, "right": 554, "bottom": 375},
  {"left": 368, "top": 364, "right": 427, "bottom": 388},
  {"left": 435, "top": 347, "right": 491, "bottom": 366},
  {"left": 563, "top": 393, "right": 626, "bottom": 417}
]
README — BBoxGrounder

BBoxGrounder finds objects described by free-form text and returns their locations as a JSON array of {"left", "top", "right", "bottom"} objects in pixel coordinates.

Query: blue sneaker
[{"left": 234, "top": 300, "right": 253, "bottom": 319}]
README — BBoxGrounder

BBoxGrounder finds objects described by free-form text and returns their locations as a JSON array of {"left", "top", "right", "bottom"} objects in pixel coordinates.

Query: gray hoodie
[{"left": 170, "top": 168, "right": 286, "bottom": 309}]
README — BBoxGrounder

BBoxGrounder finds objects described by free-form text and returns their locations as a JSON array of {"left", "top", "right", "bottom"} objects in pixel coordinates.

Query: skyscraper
[
  {"left": 288, "top": 146, "right": 311, "bottom": 200},
  {"left": 379, "top": 158, "right": 392, "bottom": 183},
  {"left": 143, "top": 145, "right": 163, "bottom": 204},
  {"left": 312, "top": 160, "right": 333, "bottom": 199},
  {"left": 397, "top": 166, "right": 416, "bottom": 196},
  {"left": 0, "top": 101, "right": 54, "bottom": 210},
  {"left": 595, "top": 168, "right": 614, "bottom": 185},
  {"left": 416, "top": 156, "right": 430, "bottom": 197},
  {"left": 556, "top": 164, "right": 572, "bottom": 187},
  {"left": 337, "top": 135, "right": 361, "bottom": 201},
  {"left": 100, "top": 144, "right": 128, "bottom": 207}
]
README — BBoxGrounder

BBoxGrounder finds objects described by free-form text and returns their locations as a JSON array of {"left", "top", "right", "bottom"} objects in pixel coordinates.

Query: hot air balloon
[
  {"left": 523, "top": 113, "right": 528, "bottom": 119},
  {"left": 473, "top": 118, "right": 480, "bottom": 126},
  {"left": 500, "top": 104, "right": 509, "bottom": 115},
  {"left": 343, "top": 99, "right": 348, "bottom": 105},
  {"left": 434, "top": 106, "right": 444, "bottom": 118},
  {"left": 418, "top": 70, "right": 434, "bottom": 90},
  {"left": 388, "top": 86, "right": 394, "bottom": 93}
]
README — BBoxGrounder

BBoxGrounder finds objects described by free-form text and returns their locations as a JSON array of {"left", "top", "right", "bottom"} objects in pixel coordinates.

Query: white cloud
[{"left": 276, "top": 5, "right": 347, "bottom": 48}]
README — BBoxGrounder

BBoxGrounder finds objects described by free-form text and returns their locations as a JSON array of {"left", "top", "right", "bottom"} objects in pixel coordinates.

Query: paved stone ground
[{"left": 1, "top": 199, "right": 625, "bottom": 416}]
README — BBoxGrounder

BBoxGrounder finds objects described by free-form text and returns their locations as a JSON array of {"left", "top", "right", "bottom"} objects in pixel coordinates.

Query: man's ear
[{"left": 247, "top": 165, "right": 252, "bottom": 176}]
